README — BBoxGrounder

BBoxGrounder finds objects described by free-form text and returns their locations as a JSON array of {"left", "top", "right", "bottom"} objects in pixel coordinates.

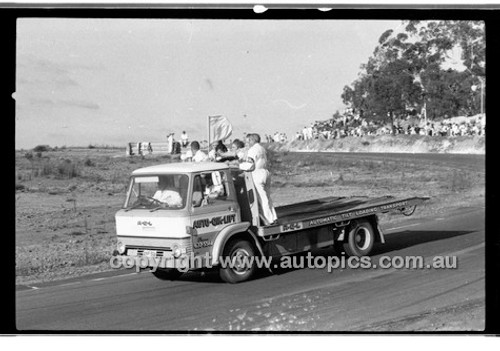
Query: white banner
[{"left": 209, "top": 115, "right": 233, "bottom": 142}]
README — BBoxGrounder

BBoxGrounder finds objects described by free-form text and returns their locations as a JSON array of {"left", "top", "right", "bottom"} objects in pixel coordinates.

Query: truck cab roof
[{"left": 131, "top": 162, "right": 236, "bottom": 176}]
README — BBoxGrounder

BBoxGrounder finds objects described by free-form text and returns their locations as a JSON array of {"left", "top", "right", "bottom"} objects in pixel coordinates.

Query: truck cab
[{"left": 115, "top": 162, "right": 262, "bottom": 282}]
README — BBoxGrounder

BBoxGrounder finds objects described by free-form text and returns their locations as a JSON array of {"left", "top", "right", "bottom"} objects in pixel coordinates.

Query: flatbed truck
[{"left": 114, "top": 162, "right": 428, "bottom": 283}]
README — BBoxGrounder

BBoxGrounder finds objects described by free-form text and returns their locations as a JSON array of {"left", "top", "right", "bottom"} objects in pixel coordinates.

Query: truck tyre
[
  {"left": 343, "top": 220, "right": 375, "bottom": 257},
  {"left": 151, "top": 268, "right": 183, "bottom": 281},
  {"left": 219, "top": 239, "right": 257, "bottom": 284}
]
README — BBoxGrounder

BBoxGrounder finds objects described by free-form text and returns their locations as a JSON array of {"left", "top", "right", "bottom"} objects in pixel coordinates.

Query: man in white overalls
[{"left": 240, "top": 133, "right": 278, "bottom": 226}]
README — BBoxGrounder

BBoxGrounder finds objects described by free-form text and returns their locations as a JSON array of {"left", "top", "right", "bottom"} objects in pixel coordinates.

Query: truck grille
[{"left": 125, "top": 240, "right": 192, "bottom": 257}]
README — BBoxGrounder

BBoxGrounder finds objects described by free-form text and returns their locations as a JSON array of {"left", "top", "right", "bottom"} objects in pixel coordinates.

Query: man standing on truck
[
  {"left": 190, "top": 141, "right": 209, "bottom": 162},
  {"left": 241, "top": 133, "right": 278, "bottom": 226}
]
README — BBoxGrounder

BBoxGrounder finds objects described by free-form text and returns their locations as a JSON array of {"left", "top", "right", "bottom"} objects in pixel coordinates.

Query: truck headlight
[
  {"left": 117, "top": 241, "right": 126, "bottom": 254},
  {"left": 173, "top": 245, "right": 182, "bottom": 258}
]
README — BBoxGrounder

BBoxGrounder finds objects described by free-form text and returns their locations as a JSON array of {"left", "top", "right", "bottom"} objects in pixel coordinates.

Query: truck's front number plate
[
  {"left": 142, "top": 249, "right": 157, "bottom": 257},
  {"left": 128, "top": 249, "right": 138, "bottom": 256}
]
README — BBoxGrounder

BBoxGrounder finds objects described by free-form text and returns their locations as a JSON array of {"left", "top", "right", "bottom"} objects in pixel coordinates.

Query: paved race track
[{"left": 15, "top": 153, "right": 486, "bottom": 332}]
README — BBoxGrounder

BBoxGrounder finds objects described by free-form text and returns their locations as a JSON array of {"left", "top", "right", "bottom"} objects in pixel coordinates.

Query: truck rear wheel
[
  {"left": 219, "top": 239, "right": 257, "bottom": 284},
  {"left": 343, "top": 220, "right": 375, "bottom": 257},
  {"left": 151, "top": 268, "right": 183, "bottom": 280}
]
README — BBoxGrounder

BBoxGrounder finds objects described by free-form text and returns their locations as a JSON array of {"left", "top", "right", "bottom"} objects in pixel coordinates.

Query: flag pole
[{"left": 207, "top": 115, "right": 211, "bottom": 151}]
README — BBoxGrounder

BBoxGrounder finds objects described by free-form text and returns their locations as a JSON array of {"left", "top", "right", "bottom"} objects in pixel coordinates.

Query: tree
[{"left": 341, "top": 20, "right": 485, "bottom": 121}]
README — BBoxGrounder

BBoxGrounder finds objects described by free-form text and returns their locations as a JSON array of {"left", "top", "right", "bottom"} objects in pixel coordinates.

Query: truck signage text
[{"left": 193, "top": 214, "right": 236, "bottom": 229}]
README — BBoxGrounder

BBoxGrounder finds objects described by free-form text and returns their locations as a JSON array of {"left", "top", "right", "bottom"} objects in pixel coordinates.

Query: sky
[{"left": 14, "top": 18, "right": 403, "bottom": 149}]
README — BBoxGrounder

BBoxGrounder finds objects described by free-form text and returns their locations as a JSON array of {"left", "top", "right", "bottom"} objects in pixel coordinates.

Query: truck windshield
[{"left": 125, "top": 174, "right": 189, "bottom": 210}]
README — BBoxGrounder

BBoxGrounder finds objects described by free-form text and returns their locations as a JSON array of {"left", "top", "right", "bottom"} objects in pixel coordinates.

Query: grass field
[{"left": 15, "top": 144, "right": 485, "bottom": 285}]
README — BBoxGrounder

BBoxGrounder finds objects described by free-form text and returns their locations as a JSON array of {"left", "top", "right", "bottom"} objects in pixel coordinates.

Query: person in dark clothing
[{"left": 215, "top": 140, "right": 228, "bottom": 153}]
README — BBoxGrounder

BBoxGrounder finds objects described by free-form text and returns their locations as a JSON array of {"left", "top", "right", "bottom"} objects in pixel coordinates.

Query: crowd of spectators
[
  {"left": 286, "top": 112, "right": 485, "bottom": 143},
  {"left": 264, "top": 132, "right": 289, "bottom": 144}
]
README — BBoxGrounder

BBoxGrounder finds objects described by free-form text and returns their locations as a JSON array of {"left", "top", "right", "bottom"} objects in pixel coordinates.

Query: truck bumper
[{"left": 113, "top": 254, "right": 192, "bottom": 270}]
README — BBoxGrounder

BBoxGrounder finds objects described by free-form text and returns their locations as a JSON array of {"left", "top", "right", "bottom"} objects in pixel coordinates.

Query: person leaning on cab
[
  {"left": 190, "top": 141, "right": 209, "bottom": 162},
  {"left": 217, "top": 139, "right": 246, "bottom": 166},
  {"left": 209, "top": 140, "right": 228, "bottom": 161}
]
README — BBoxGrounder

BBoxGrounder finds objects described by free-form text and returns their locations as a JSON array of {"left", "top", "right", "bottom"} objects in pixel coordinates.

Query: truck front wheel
[
  {"left": 151, "top": 268, "right": 184, "bottom": 281},
  {"left": 343, "top": 220, "right": 375, "bottom": 257},
  {"left": 219, "top": 239, "right": 257, "bottom": 284}
]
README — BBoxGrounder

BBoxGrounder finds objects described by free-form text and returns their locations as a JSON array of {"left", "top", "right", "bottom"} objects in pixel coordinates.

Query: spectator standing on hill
[
  {"left": 302, "top": 126, "right": 308, "bottom": 140},
  {"left": 167, "top": 133, "right": 175, "bottom": 153},
  {"left": 180, "top": 131, "right": 189, "bottom": 148},
  {"left": 240, "top": 133, "right": 278, "bottom": 226}
]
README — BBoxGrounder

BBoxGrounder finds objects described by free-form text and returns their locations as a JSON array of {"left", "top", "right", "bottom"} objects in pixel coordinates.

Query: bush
[
  {"left": 39, "top": 160, "right": 54, "bottom": 177},
  {"left": 83, "top": 158, "right": 95, "bottom": 167},
  {"left": 33, "top": 145, "right": 50, "bottom": 152},
  {"left": 24, "top": 152, "right": 34, "bottom": 161},
  {"left": 57, "top": 159, "right": 80, "bottom": 179}
]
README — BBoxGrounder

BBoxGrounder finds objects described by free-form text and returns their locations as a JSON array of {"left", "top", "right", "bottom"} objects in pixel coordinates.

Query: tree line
[{"left": 341, "top": 20, "right": 485, "bottom": 124}]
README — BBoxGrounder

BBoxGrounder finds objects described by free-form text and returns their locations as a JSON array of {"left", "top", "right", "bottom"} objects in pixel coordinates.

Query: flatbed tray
[{"left": 257, "top": 195, "right": 428, "bottom": 236}]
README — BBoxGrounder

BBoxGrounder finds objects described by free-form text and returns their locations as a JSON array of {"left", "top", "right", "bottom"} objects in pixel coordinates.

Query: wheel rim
[
  {"left": 231, "top": 248, "right": 252, "bottom": 275},
  {"left": 354, "top": 227, "right": 372, "bottom": 251}
]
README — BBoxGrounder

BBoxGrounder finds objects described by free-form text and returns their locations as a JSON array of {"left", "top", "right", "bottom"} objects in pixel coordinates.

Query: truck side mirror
[{"left": 192, "top": 191, "right": 203, "bottom": 207}]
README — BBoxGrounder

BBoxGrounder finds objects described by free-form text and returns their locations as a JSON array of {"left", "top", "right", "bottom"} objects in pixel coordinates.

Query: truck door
[{"left": 190, "top": 170, "right": 241, "bottom": 262}]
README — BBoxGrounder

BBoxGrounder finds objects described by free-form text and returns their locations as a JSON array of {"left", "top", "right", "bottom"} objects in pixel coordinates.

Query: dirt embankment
[{"left": 267, "top": 135, "right": 485, "bottom": 154}]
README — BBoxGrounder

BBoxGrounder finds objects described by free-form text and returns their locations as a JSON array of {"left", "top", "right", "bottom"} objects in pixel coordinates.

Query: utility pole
[
  {"left": 423, "top": 101, "right": 427, "bottom": 129},
  {"left": 479, "top": 76, "right": 484, "bottom": 115}
]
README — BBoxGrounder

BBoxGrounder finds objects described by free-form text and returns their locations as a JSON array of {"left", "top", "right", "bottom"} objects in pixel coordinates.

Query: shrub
[
  {"left": 24, "top": 152, "right": 34, "bottom": 161},
  {"left": 39, "top": 161, "right": 54, "bottom": 177},
  {"left": 33, "top": 145, "right": 50, "bottom": 152},
  {"left": 83, "top": 158, "right": 95, "bottom": 167},
  {"left": 57, "top": 159, "right": 80, "bottom": 179}
]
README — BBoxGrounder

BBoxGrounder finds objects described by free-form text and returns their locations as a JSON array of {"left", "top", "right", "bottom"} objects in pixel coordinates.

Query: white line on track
[
  {"left": 90, "top": 277, "right": 107, "bottom": 282},
  {"left": 88, "top": 272, "right": 139, "bottom": 282},
  {"left": 25, "top": 286, "right": 39, "bottom": 290},
  {"left": 57, "top": 282, "right": 81, "bottom": 287},
  {"left": 18, "top": 272, "right": 141, "bottom": 292}
]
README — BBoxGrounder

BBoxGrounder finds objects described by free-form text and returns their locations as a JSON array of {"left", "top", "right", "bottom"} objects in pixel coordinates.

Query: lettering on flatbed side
[
  {"left": 309, "top": 216, "right": 339, "bottom": 226},
  {"left": 308, "top": 201, "right": 411, "bottom": 226},
  {"left": 281, "top": 222, "right": 303, "bottom": 232},
  {"left": 380, "top": 201, "right": 408, "bottom": 211},
  {"left": 193, "top": 214, "right": 236, "bottom": 229}
]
